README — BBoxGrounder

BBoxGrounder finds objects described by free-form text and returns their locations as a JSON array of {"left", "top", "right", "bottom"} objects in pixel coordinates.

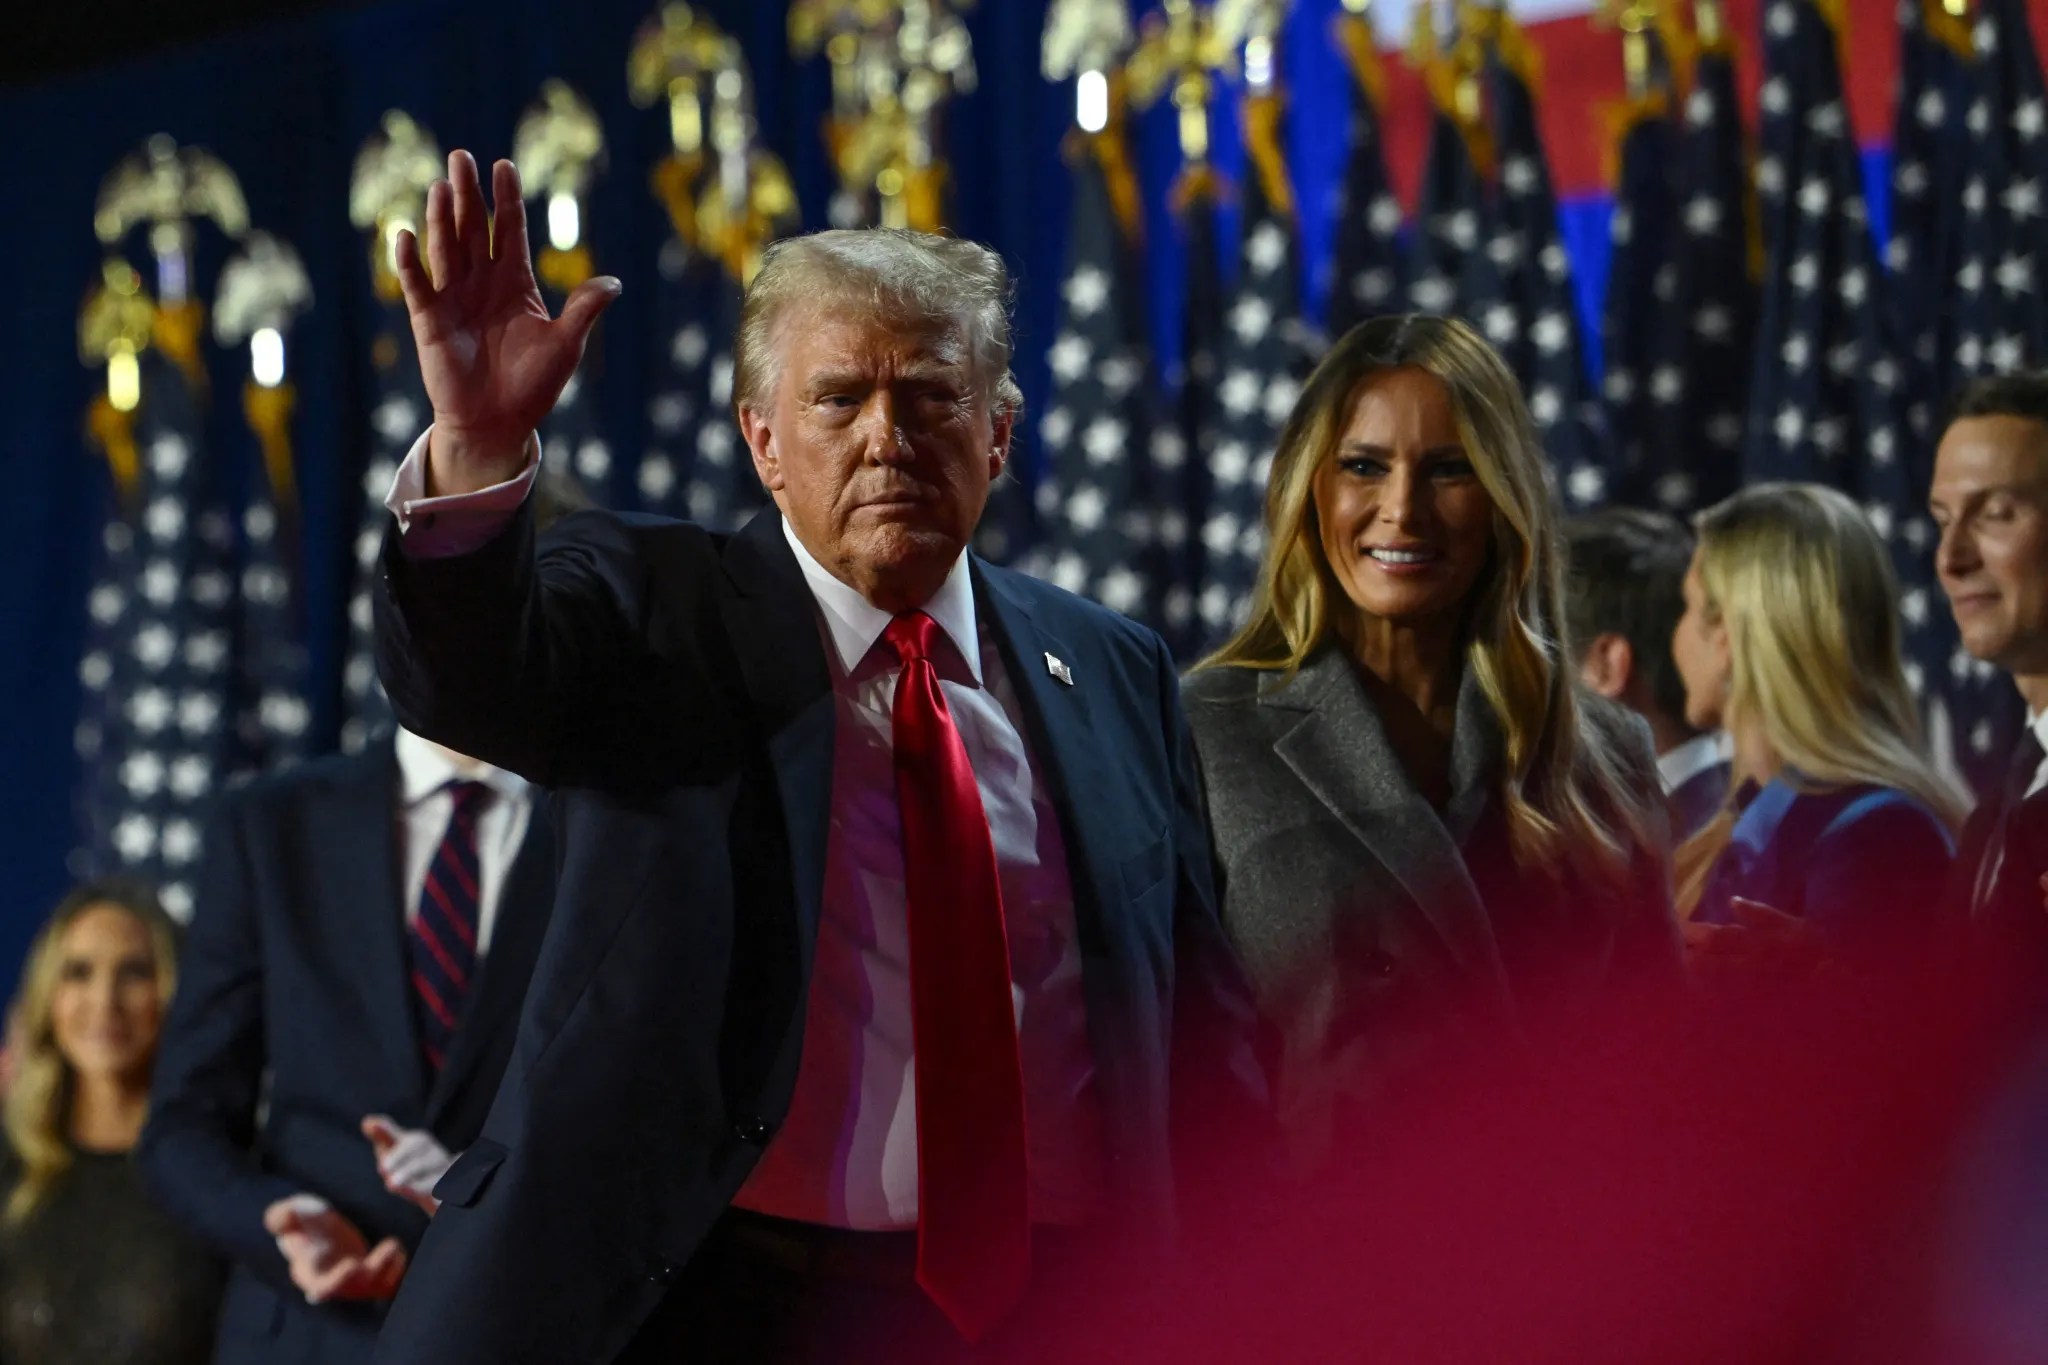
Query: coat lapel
[
  {"left": 718, "top": 511, "right": 837, "bottom": 977},
  {"left": 317, "top": 741, "right": 426, "bottom": 1108},
  {"left": 1264, "top": 649, "right": 1505, "bottom": 974},
  {"left": 973, "top": 564, "right": 1119, "bottom": 957},
  {"left": 425, "top": 795, "right": 555, "bottom": 1127}
]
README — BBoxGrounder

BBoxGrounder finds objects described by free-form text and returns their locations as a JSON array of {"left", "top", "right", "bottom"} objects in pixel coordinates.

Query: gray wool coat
[{"left": 1181, "top": 644, "right": 1678, "bottom": 1168}]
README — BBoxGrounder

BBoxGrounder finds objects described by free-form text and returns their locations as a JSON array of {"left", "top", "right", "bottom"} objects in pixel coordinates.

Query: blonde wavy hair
[
  {"left": 1672, "top": 483, "right": 1969, "bottom": 912},
  {"left": 1201, "top": 313, "right": 1657, "bottom": 884},
  {"left": 4, "top": 881, "right": 178, "bottom": 1227}
]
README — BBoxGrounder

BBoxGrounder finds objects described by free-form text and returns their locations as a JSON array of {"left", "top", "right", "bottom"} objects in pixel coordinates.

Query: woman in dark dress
[{"left": 0, "top": 881, "right": 221, "bottom": 1365}]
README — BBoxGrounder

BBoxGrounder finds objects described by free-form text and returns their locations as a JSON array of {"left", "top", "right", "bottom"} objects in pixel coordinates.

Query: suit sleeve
[
  {"left": 375, "top": 498, "right": 680, "bottom": 789},
  {"left": 1156, "top": 636, "right": 1271, "bottom": 1190},
  {"left": 137, "top": 791, "right": 299, "bottom": 1292}
]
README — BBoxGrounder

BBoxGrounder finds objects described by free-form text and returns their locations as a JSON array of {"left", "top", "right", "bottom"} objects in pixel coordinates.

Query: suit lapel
[
  {"left": 317, "top": 742, "right": 426, "bottom": 1107},
  {"left": 719, "top": 511, "right": 837, "bottom": 976},
  {"left": 425, "top": 795, "right": 555, "bottom": 1126},
  {"left": 974, "top": 564, "right": 1119, "bottom": 959},
  {"left": 1265, "top": 649, "right": 1504, "bottom": 973}
]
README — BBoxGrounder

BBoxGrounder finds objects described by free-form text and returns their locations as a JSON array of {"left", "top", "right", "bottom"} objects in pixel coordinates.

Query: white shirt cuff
[{"left": 384, "top": 428, "right": 540, "bottom": 560}]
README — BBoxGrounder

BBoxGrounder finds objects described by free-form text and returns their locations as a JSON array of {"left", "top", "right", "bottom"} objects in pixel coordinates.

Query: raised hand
[{"left": 394, "top": 150, "right": 620, "bottom": 497}]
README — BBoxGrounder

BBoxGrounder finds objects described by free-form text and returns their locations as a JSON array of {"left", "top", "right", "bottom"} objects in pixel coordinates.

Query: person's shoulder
[
  {"left": 542, "top": 507, "right": 723, "bottom": 558},
  {"left": 1815, "top": 784, "right": 1956, "bottom": 853},
  {"left": 1179, "top": 663, "right": 1269, "bottom": 711},
  {"left": 214, "top": 746, "right": 389, "bottom": 818},
  {"left": 980, "top": 560, "right": 1166, "bottom": 663},
  {"left": 1576, "top": 689, "right": 1656, "bottom": 761}
]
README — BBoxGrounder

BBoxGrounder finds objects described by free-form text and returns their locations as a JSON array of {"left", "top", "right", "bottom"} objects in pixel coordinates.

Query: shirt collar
[
  {"left": 2030, "top": 707, "right": 2048, "bottom": 756},
  {"left": 779, "top": 516, "right": 981, "bottom": 684},
  {"left": 1657, "top": 729, "right": 1733, "bottom": 795},
  {"left": 394, "top": 726, "right": 529, "bottom": 810}
]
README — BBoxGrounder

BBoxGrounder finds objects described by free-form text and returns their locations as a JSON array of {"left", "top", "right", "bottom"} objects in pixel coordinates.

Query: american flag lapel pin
[{"left": 1044, "top": 652, "right": 1074, "bottom": 686}]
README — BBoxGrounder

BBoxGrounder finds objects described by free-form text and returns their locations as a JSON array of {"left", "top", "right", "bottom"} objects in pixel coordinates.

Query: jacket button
[
  {"left": 645, "top": 1259, "right": 681, "bottom": 1285},
  {"left": 733, "top": 1117, "right": 773, "bottom": 1146}
]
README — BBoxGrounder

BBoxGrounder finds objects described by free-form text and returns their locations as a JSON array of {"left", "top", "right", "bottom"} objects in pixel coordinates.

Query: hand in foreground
[
  {"left": 393, "top": 149, "right": 620, "bottom": 495},
  {"left": 262, "top": 1194, "right": 408, "bottom": 1304},
  {"left": 1681, "top": 897, "right": 1828, "bottom": 977},
  {"left": 362, "top": 1114, "right": 456, "bottom": 1216}
]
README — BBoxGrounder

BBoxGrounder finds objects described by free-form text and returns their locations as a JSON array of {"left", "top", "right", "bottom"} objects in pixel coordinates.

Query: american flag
[
  {"left": 1472, "top": 25, "right": 1610, "bottom": 510},
  {"left": 1935, "top": 0, "right": 2042, "bottom": 778},
  {"left": 1195, "top": 92, "right": 1315, "bottom": 650},
  {"left": 1030, "top": 122, "right": 1163, "bottom": 623},
  {"left": 1886, "top": 0, "right": 1975, "bottom": 438},
  {"left": 542, "top": 345, "right": 612, "bottom": 510},
  {"left": 339, "top": 304, "right": 426, "bottom": 754},
  {"left": 1625, "top": 27, "right": 1756, "bottom": 516},
  {"left": 1601, "top": 86, "right": 1678, "bottom": 507},
  {"left": 1745, "top": 0, "right": 1939, "bottom": 702},
  {"left": 1159, "top": 171, "right": 1227, "bottom": 655},
  {"left": 75, "top": 326, "right": 239, "bottom": 922},
  {"left": 638, "top": 179, "right": 757, "bottom": 530},
  {"left": 228, "top": 396, "right": 310, "bottom": 773},
  {"left": 1324, "top": 12, "right": 1408, "bottom": 340},
  {"left": 1407, "top": 78, "right": 1489, "bottom": 320}
]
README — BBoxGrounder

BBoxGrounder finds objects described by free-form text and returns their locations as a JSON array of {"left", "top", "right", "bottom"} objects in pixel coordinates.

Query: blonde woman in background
[
  {"left": 1183, "top": 314, "right": 1679, "bottom": 1171},
  {"left": 1671, "top": 483, "right": 1966, "bottom": 947},
  {"left": 0, "top": 881, "right": 221, "bottom": 1365}
]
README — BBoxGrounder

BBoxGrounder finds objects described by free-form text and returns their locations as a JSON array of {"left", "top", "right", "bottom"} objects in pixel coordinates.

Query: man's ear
[
  {"left": 988, "top": 405, "right": 1016, "bottom": 483},
  {"left": 737, "top": 404, "right": 783, "bottom": 492},
  {"left": 1578, "top": 632, "right": 1634, "bottom": 699}
]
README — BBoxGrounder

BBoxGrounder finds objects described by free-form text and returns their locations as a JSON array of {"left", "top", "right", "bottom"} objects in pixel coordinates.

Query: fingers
[
  {"left": 392, "top": 228, "right": 435, "bottom": 316},
  {"left": 424, "top": 179, "right": 458, "bottom": 290},
  {"left": 263, "top": 1192, "right": 331, "bottom": 1237},
  {"left": 362, "top": 1114, "right": 400, "bottom": 1154},
  {"left": 491, "top": 158, "right": 528, "bottom": 267},
  {"left": 450, "top": 150, "right": 492, "bottom": 274},
  {"left": 558, "top": 276, "right": 623, "bottom": 348}
]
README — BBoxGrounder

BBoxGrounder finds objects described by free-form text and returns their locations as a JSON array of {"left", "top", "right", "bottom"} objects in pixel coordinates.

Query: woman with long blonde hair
[
  {"left": 1184, "top": 315, "right": 1677, "bottom": 1169},
  {"left": 1670, "top": 483, "right": 1964, "bottom": 938},
  {"left": 0, "top": 880, "right": 221, "bottom": 1364}
]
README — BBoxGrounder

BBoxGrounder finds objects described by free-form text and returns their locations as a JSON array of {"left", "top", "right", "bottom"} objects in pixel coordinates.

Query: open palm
[{"left": 394, "top": 151, "right": 618, "bottom": 486}]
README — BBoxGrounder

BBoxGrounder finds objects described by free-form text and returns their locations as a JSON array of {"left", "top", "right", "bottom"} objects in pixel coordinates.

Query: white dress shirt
[
  {"left": 1657, "top": 730, "right": 1733, "bottom": 796},
  {"left": 2026, "top": 709, "right": 2048, "bottom": 802},
  {"left": 393, "top": 725, "right": 534, "bottom": 955},
  {"left": 386, "top": 431, "right": 1104, "bottom": 1229}
]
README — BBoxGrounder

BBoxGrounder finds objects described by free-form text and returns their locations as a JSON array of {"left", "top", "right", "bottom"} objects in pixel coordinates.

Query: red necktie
[{"left": 885, "top": 611, "right": 1031, "bottom": 1341}]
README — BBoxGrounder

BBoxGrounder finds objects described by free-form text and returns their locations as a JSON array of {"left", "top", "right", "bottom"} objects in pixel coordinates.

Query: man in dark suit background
[
  {"left": 1565, "top": 508, "right": 1731, "bottom": 842},
  {"left": 138, "top": 723, "right": 555, "bottom": 1365},
  {"left": 367, "top": 150, "right": 1262, "bottom": 1365},
  {"left": 1932, "top": 373, "right": 2048, "bottom": 940}
]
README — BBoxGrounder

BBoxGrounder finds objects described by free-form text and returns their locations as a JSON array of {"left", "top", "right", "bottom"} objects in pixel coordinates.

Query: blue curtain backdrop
[{"left": 0, "top": 0, "right": 1899, "bottom": 983}]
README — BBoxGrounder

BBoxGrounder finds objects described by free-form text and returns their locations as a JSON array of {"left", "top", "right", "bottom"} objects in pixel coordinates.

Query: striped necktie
[{"left": 411, "top": 780, "right": 491, "bottom": 1075}]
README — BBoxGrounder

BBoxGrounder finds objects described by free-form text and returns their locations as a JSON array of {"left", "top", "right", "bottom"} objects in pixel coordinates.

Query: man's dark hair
[
  {"left": 1948, "top": 370, "right": 2048, "bottom": 428},
  {"left": 1563, "top": 507, "right": 1695, "bottom": 727}
]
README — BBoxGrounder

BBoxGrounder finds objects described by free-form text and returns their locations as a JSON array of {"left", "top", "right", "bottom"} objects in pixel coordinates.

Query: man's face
[
  {"left": 739, "top": 306, "right": 1010, "bottom": 610},
  {"left": 1931, "top": 415, "right": 2048, "bottom": 676}
]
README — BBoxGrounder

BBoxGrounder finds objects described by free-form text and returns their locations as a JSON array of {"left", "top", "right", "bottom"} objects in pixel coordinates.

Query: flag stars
[
  {"left": 1229, "top": 295, "right": 1274, "bottom": 343},
  {"left": 1048, "top": 334, "right": 1092, "bottom": 383},
  {"left": 1246, "top": 223, "right": 1289, "bottom": 276},
  {"left": 1063, "top": 264, "right": 1109, "bottom": 316}
]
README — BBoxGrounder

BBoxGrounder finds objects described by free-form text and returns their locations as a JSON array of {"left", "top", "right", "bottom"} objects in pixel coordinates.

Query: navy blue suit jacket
[
  {"left": 1695, "top": 777, "right": 1955, "bottom": 937},
  {"left": 139, "top": 742, "right": 555, "bottom": 1365},
  {"left": 367, "top": 506, "right": 1264, "bottom": 1365}
]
